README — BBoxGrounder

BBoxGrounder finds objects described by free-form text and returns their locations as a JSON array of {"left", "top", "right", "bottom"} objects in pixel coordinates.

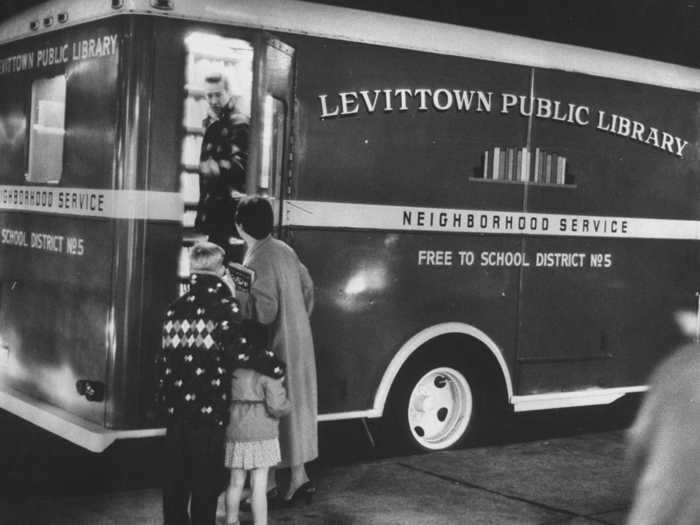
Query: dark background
[{"left": 1, "top": 0, "right": 699, "bottom": 67}]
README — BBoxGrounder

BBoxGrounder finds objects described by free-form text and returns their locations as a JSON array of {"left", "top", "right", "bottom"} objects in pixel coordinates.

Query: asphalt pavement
[{"left": 0, "top": 397, "right": 640, "bottom": 524}]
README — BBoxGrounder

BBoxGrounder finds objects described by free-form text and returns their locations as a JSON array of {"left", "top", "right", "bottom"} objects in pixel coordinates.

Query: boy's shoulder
[{"left": 166, "top": 275, "right": 242, "bottom": 321}]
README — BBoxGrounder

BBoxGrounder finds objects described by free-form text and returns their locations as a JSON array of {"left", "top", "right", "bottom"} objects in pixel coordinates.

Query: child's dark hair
[{"left": 235, "top": 321, "right": 285, "bottom": 379}]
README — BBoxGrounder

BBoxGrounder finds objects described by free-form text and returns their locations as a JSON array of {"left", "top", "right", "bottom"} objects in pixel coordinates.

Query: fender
[
  {"left": 316, "top": 322, "right": 512, "bottom": 422},
  {"left": 372, "top": 322, "right": 514, "bottom": 417}
]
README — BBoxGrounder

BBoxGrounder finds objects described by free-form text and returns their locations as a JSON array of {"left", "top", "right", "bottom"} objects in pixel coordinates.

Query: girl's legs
[
  {"left": 250, "top": 467, "right": 270, "bottom": 525},
  {"left": 241, "top": 466, "right": 276, "bottom": 508},
  {"left": 225, "top": 468, "right": 247, "bottom": 525}
]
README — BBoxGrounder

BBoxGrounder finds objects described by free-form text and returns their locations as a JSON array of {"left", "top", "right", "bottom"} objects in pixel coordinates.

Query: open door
[{"left": 247, "top": 37, "right": 295, "bottom": 230}]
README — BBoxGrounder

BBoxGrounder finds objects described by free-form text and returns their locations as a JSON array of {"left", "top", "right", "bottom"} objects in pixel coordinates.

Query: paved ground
[
  {"left": 266, "top": 431, "right": 629, "bottom": 525},
  {"left": 0, "top": 399, "right": 639, "bottom": 524}
]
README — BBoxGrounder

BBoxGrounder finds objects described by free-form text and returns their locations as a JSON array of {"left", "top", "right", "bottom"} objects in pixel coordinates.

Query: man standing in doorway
[{"left": 195, "top": 72, "right": 250, "bottom": 261}]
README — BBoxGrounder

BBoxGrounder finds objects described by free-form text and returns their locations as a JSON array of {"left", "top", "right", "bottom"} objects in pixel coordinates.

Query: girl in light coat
[{"left": 224, "top": 340, "right": 291, "bottom": 525}]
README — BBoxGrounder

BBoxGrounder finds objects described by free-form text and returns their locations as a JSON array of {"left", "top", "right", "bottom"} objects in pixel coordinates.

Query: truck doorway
[
  {"left": 177, "top": 31, "right": 295, "bottom": 280},
  {"left": 179, "top": 32, "right": 254, "bottom": 271}
]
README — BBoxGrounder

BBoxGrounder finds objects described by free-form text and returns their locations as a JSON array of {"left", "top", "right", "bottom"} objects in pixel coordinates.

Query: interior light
[
  {"left": 150, "top": 0, "right": 174, "bottom": 10},
  {"left": 184, "top": 32, "right": 252, "bottom": 55}
]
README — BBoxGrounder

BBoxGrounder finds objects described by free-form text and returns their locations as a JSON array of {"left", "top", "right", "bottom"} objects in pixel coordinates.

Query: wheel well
[
  {"left": 372, "top": 323, "right": 513, "bottom": 417},
  {"left": 373, "top": 329, "right": 511, "bottom": 419},
  {"left": 372, "top": 332, "right": 511, "bottom": 451},
  {"left": 405, "top": 333, "right": 509, "bottom": 407}
]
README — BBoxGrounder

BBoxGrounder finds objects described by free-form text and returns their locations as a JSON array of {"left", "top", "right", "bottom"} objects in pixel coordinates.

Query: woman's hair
[
  {"left": 235, "top": 196, "right": 274, "bottom": 240},
  {"left": 189, "top": 241, "right": 225, "bottom": 273}
]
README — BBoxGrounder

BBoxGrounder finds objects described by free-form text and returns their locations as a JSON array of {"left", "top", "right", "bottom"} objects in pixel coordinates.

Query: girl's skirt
[{"left": 224, "top": 438, "right": 281, "bottom": 469}]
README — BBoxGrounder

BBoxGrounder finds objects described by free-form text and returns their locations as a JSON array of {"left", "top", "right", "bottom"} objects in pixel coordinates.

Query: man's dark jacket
[{"left": 195, "top": 99, "right": 250, "bottom": 242}]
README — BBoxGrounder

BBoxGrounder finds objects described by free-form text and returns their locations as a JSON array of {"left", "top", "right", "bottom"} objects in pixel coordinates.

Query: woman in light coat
[{"left": 235, "top": 196, "right": 318, "bottom": 505}]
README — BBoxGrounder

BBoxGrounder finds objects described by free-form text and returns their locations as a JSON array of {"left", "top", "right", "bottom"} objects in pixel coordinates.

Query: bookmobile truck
[{"left": 1, "top": 0, "right": 699, "bottom": 454}]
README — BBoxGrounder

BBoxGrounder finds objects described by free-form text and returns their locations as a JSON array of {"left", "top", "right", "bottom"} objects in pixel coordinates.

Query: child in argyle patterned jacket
[{"left": 155, "top": 241, "right": 246, "bottom": 525}]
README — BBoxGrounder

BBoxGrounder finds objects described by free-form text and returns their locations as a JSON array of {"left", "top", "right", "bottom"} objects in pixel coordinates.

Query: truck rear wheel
[
  {"left": 406, "top": 366, "right": 473, "bottom": 450},
  {"left": 380, "top": 354, "right": 484, "bottom": 453}
]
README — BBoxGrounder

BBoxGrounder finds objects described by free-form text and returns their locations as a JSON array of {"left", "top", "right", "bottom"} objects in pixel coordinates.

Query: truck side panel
[
  {"left": 283, "top": 34, "right": 700, "bottom": 413},
  {"left": 285, "top": 35, "right": 531, "bottom": 413}
]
